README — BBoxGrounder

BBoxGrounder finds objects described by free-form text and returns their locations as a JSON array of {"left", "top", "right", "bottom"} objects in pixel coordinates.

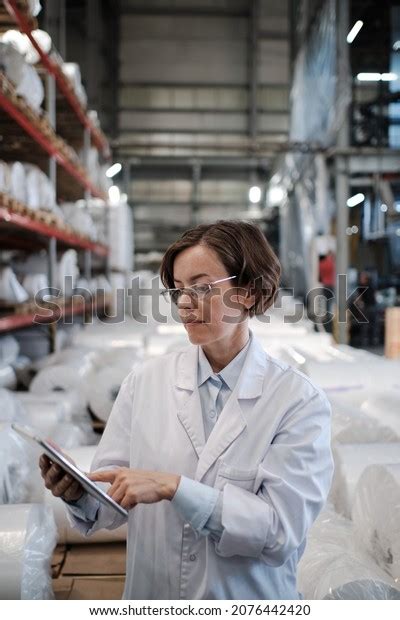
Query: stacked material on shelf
[
  {"left": 60, "top": 201, "right": 98, "bottom": 240},
  {"left": 57, "top": 249, "right": 79, "bottom": 297},
  {"left": 297, "top": 506, "right": 400, "bottom": 599},
  {"left": 21, "top": 273, "right": 49, "bottom": 301},
  {"left": 0, "top": 266, "right": 29, "bottom": 304},
  {"left": 62, "top": 62, "right": 87, "bottom": 107},
  {"left": 0, "top": 335, "right": 19, "bottom": 389},
  {"left": 44, "top": 447, "right": 127, "bottom": 544},
  {"left": 9, "top": 161, "right": 27, "bottom": 203},
  {"left": 352, "top": 464, "right": 400, "bottom": 582},
  {"left": 329, "top": 396, "right": 400, "bottom": 444},
  {"left": 23, "top": 163, "right": 57, "bottom": 212},
  {"left": 0, "top": 41, "right": 43, "bottom": 110},
  {"left": 0, "top": 389, "right": 31, "bottom": 504},
  {"left": 329, "top": 443, "right": 400, "bottom": 518},
  {"left": 0, "top": 504, "right": 56, "bottom": 599}
]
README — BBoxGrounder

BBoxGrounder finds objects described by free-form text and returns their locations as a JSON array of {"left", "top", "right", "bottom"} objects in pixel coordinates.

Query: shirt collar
[{"left": 197, "top": 331, "right": 253, "bottom": 391}]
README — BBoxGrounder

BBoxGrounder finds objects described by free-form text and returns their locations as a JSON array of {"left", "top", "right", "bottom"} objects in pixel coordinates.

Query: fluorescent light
[
  {"left": 268, "top": 186, "right": 285, "bottom": 205},
  {"left": 357, "top": 73, "right": 382, "bottom": 81},
  {"left": 249, "top": 186, "right": 262, "bottom": 204},
  {"left": 357, "top": 72, "right": 398, "bottom": 82},
  {"left": 347, "top": 193, "right": 365, "bottom": 207},
  {"left": 396, "top": 229, "right": 400, "bottom": 236},
  {"left": 106, "top": 163, "right": 122, "bottom": 178},
  {"left": 381, "top": 203, "right": 388, "bottom": 212},
  {"left": 393, "top": 40, "right": 400, "bottom": 51},
  {"left": 108, "top": 185, "right": 120, "bottom": 205},
  {"left": 347, "top": 20, "right": 363, "bottom": 43},
  {"left": 346, "top": 227, "right": 353, "bottom": 235},
  {"left": 351, "top": 225, "right": 359, "bottom": 234}
]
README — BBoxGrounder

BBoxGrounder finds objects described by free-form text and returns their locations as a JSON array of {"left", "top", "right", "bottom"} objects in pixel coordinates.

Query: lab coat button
[
  {"left": 189, "top": 554, "right": 197, "bottom": 561},
  {"left": 209, "top": 409, "right": 216, "bottom": 418}
]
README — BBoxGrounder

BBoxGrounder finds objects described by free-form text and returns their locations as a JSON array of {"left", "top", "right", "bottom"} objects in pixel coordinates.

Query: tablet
[{"left": 11, "top": 423, "right": 128, "bottom": 519}]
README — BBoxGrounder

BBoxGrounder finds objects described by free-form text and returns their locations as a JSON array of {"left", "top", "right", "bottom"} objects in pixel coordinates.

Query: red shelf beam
[
  {"left": 0, "top": 89, "right": 107, "bottom": 200},
  {"left": 3, "top": 0, "right": 110, "bottom": 158},
  {"left": 0, "top": 207, "right": 109, "bottom": 256}
]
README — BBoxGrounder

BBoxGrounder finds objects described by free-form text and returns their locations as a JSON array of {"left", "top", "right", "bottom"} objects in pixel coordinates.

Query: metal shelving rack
[{"left": 0, "top": 0, "right": 112, "bottom": 349}]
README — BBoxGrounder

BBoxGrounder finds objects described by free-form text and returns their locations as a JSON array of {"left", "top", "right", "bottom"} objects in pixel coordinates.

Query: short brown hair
[{"left": 159, "top": 220, "right": 281, "bottom": 317}]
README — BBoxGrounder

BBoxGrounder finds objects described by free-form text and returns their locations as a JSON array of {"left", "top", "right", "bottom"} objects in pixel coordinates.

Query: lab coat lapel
[
  {"left": 195, "top": 332, "right": 267, "bottom": 482},
  {"left": 175, "top": 344, "right": 206, "bottom": 458}
]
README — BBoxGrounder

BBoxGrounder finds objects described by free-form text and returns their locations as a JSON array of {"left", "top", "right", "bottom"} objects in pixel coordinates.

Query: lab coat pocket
[{"left": 216, "top": 461, "right": 259, "bottom": 493}]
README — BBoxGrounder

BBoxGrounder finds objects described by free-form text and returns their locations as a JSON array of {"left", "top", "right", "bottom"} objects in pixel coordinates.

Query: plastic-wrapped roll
[
  {"left": 329, "top": 397, "right": 399, "bottom": 444},
  {"left": 16, "top": 390, "right": 86, "bottom": 419},
  {"left": 0, "top": 266, "right": 29, "bottom": 303},
  {"left": 352, "top": 464, "right": 400, "bottom": 581},
  {"left": 30, "top": 360, "right": 95, "bottom": 402},
  {"left": 360, "top": 391, "right": 400, "bottom": 437},
  {"left": 0, "top": 427, "right": 31, "bottom": 504},
  {"left": 17, "top": 400, "right": 70, "bottom": 435},
  {"left": 9, "top": 162, "right": 27, "bottom": 203},
  {"left": 44, "top": 447, "right": 127, "bottom": 544},
  {"left": 297, "top": 506, "right": 400, "bottom": 600},
  {"left": 88, "top": 366, "right": 130, "bottom": 422},
  {"left": 0, "top": 160, "right": 10, "bottom": 193},
  {"left": 25, "top": 29, "right": 52, "bottom": 65},
  {"left": 0, "top": 504, "right": 56, "bottom": 599},
  {"left": 0, "top": 388, "right": 26, "bottom": 427},
  {"left": 33, "top": 346, "right": 103, "bottom": 373},
  {"left": 330, "top": 443, "right": 400, "bottom": 518},
  {"left": 10, "top": 355, "right": 34, "bottom": 388},
  {"left": 0, "top": 365, "right": 17, "bottom": 389}
]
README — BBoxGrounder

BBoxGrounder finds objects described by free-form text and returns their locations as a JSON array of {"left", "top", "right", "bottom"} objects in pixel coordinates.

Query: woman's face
[{"left": 172, "top": 244, "right": 250, "bottom": 345}]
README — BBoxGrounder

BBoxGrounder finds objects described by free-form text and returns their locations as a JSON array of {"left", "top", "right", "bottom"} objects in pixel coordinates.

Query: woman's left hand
[{"left": 87, "top": 468, "right": 181, "bottom": 510}]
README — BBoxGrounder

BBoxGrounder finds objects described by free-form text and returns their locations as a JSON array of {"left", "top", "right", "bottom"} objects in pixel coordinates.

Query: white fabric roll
[
  {"left": 9, "top": 161, "right": 27, "bottom": 204},
  {"left": 30, "top": 355, "right": 96, "bottom": 402},
  {"left": 0, "top": 43, "right": 43, "bottom": 110},
  {"left": 0, "top": 426, "right": 31, "bottom": 504},
  {"left": 329, "top": 397, "right": 400, "bottom": 444},
  {"left": 0, "top": 335, "right": 19, "bottom": 366},
  {"left": 44, "top": 446, "right": 127, "bottom": 544},
  {"left": 57, "top": 249, "right": 79, "bottom": 296},
  {"left": 0, "top": 160, "right": 10, "bottom": 193},
  {"left": 0, "top": 365, "right": 17, "bottom": 389},
  {"left": 25, "top": 29, "right": 52, "bottom": 65},
  {"left": 360, "top": 391, "right": 400, "bottom": 437},
  {"left": 0, "top": 266, "right": 29, "bottom": 303},
  {"left": 297, "top": 506, "right": 400, "bottom": 600},
  {"left": 88, "top": 366, "right": 130, "bottom": 422},
  {"left": 10, "top": 355, "right": 33, "bottom": 388},
  {"left": 330, "top": 443, "right": 400, "bottom": 518},
  {"left": 352, "top": 464, "right": 400, "bottom": 581},
  {"left": 0, "top": 503, "right": 56, "bottom": 599},
  {"left": 16, "top": 390, "right": 85, "bottom": 419}
]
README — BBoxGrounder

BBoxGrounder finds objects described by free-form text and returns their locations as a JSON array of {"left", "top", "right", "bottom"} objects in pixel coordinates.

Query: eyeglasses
[{"left": 160, "top": 275, "right": 237, "bottom": 305}]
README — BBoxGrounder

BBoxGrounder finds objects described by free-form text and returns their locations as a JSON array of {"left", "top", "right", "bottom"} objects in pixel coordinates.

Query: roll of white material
[
  {"left": 0, "top": 365, "right": 17, "bottom": 389},
  {"left": 352, "top": 464, "right": 400, "bottom": 581},
  {"left": 9, "top": 162, "right": 27, "bottom": 203},
  {"left": 0, "top": 160, "right": 10, "bottom": 193},
  {"left": 0, "top": 388, "right": 26, "bottom": 426},
  {"left": 10, "top": 355, "right": 33, "bottom": 388},
  {"left": 57, "top": 249, "right": 78, "bottom": 297},
  {"left": 20, "top": 401, "right": 70, "bottom": 435},
  {"left": 0, "top": 43, "right": 43, "bottom": 111},
  {"left": 88, "top": 366, "right": 130, "bottom": 422},
  {"left": 44, "top": 446, "right": 127, "bottom": 544},
  {"left": 30, "top": 356, "right": 96, "bottom": 402},
  {"left": 0, "top": 335, "right": 19, "bottom": 366},
  {"left": 0, "top": 426, "right": 31, "bottom": 504},
  {"left": 329, "top": 397, "right": 400, "bottom": 444},
  {"left": 16, "top": 390, "right": 85, "bottom": 419},
  {"left": 297, "top": 506, "right": 400, "bottom": 600},
  {"left": 33, "top": 346, "right": 103, "bottom": 373},
  {"left": 330, "top": 443, "right": 400, "bottom": 518},
  {"left": 0, "top": 266, "right": 29, "bottom": 303},
  {"left": 360, "top": 391, "right": 400, "bottom": 437},
  {"left": 0, "top": 503, "right": 56, "bottom": 599},
  {"left": 25, "top": 29, "right": 52, "bottom": 65}
]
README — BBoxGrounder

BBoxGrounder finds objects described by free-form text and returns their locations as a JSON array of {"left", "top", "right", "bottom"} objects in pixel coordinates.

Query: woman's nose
[{"left": 178, "top": 291, "right": 198, "bottom": 309}]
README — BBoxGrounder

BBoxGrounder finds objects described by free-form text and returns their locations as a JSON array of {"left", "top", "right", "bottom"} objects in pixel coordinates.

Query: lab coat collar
[
  {"left": 175, "top": 328, "right": 266, "bottom": 400},
  {"left": 176, "top": 329, "right": 267, "bottom": 477}
]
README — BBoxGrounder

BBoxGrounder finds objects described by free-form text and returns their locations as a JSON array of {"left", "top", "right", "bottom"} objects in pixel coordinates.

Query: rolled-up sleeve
[
  {"left": 214, "top": 390, "right": 334, "bottom": 565},
  {"left": 64, "top": 370, "right": 136, "bottom": 537}
]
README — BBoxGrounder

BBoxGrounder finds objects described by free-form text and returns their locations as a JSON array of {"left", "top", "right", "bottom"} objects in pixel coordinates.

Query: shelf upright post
[
  {"left": 83, "top": 125, "right": 93, "bottom": 324},
  {"left": 46, "top": 71, "right": 58, "bottom": 353}
]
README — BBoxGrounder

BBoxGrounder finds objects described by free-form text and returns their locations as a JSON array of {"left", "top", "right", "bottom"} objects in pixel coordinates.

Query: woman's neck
[{"left": 201, "top": 326, "right": 250, "bottom": 373}]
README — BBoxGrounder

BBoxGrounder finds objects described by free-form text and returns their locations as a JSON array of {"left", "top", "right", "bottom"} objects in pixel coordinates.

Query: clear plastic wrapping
[
  {"left": 0, "top": 426, "right": 32, "bottom": 504},
  {"left": 0, "top": 503, "right": 56, "bottom": 599},
  {"left": 352, "top": 464, "right": 400, "bottom": 582},
  {"left": 297, "top": 506, "right": 400, "bottom": 599},
  {"left": 329, "top": 396, "right": 400, "bottom": 444}
]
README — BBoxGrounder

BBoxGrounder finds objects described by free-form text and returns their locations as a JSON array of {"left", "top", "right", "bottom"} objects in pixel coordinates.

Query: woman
[{"left": 40, "top": 220, "right": 334, "bottom": 600}]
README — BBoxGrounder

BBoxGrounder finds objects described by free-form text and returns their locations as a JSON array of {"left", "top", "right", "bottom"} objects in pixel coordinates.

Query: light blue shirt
[
  {"left": 65, "top": 332, "right": 253, "bottom": 538},
  {"left": 170, "top": 332, "right": 252, "bottom": 537}
]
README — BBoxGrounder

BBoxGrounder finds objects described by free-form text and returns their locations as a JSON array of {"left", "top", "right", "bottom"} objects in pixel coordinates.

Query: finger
[
  {"left": 52, "top": 473, "right": 75, "bottom": 498},
  {"left": 88, "top": 470, "right": 118, "bottom": 483},
  {"left": 110, "top": 485, "right": 127, "bottom": 505},
  {"left": 120, "top": 495, "right": 135, "bottom": 510},
  {"left": 39, "top": 454, "right": 51, "bottom": 475},
  {"left": 44, "top": 463, "right": 66, "bottom": 488}
]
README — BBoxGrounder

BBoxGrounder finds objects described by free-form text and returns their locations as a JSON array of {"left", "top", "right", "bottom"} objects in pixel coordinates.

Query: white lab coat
[{"left": 66, "top": 332, "right": 334, "bottom": 600}]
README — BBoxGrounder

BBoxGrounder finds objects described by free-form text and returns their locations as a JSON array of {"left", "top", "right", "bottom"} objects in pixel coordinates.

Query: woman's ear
[{"left": 235, "top": 286, "right": 256, "bottom": 311}]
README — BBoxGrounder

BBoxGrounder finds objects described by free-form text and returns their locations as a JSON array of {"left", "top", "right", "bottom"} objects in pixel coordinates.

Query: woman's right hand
[{"left": 39, "top": 453, "right": 84, "bottom": 503}]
